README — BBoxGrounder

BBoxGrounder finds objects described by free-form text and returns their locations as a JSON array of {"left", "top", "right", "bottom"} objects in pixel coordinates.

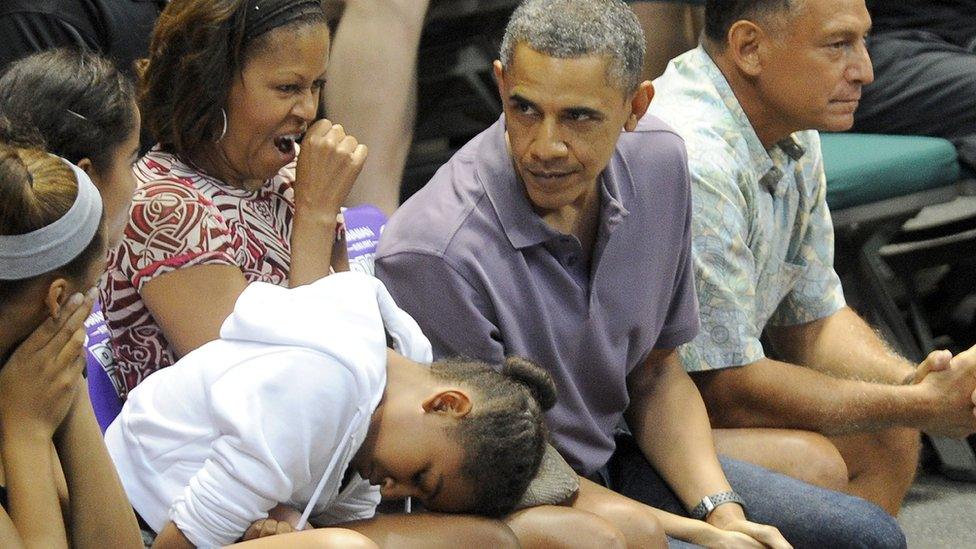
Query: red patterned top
[{"left": 100, "top": 148, "right": 296, "bottom": 397}]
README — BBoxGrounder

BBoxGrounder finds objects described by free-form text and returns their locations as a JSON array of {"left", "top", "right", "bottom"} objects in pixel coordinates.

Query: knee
[
  {"left": 311, "top": 528, "right": 379, "bottom": 549},
  {"left": 787, "top": 432, "right": 850, "bottom": 492},
  {"left": 583, "top": 517, "right": 629, "bottom": 549},
  {"left": 868, "top": 428, "right": 920, "bottom": 479},
  {"left": 849, "top": 505, "right": 908, "bottom": 549}
]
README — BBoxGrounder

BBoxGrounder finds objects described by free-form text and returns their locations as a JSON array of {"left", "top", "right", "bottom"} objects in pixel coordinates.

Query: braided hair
[{"left": 430, "top": 356, "right": 557, "bottom": 517}]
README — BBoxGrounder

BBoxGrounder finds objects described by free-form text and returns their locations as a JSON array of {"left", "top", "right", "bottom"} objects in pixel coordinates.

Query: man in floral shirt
[{"left": 651, "top": 0, "right": 976, "bottom": 516}]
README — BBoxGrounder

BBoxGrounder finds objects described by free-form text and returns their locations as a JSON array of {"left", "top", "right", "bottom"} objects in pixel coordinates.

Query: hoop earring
[{"left": 216, "top": 108, "right": 228, "bottom": 143}]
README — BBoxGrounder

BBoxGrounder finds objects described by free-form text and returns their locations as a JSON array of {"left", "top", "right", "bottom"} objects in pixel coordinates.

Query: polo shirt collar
[
  {"left": 477, "top": 118, "right": 556, "bottom": 249},
  {"left": 477, "top": 117, "right": 631, "bottom": 250},
  {"left": 695, "top": 47, "right": 806, "bottom": 196}
]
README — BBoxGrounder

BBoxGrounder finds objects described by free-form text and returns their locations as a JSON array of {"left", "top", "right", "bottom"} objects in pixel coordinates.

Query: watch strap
[{"left": 689, "top": 490, "right": 746, "bottom": 520}]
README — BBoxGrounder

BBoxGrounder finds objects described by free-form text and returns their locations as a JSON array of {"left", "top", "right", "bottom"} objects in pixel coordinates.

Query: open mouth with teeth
[{"left": 273, "top": 132, "right": 305, "bottom": 154}]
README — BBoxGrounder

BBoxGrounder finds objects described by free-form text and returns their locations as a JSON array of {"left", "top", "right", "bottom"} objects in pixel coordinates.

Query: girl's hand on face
[
  {"left": 293, "top": 118, "right": 368, "bottom": 216},
  {"left": 0, "top": 290, "right": 94, "bottom": 439}
]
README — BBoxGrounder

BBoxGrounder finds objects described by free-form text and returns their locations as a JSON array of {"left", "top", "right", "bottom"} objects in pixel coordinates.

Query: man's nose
[
  {"left": 530, "top": 117, "right": 569, "bottom": 161},
  {"left": 848, "top": 40, "right": 874, "bottom": 86}
]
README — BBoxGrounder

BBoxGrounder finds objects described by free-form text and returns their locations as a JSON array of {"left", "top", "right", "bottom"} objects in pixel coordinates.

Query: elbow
[{"left": 690, "top": 368, "right": 772, "bottom": 428}]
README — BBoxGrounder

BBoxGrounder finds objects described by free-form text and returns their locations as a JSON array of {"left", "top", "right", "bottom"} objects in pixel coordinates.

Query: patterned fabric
[
  {"left": 649, "top": 46, "right": 846, "bottom": 372},
  {"left": 100, "top": 148, "right": 295, "bottom": 397}
]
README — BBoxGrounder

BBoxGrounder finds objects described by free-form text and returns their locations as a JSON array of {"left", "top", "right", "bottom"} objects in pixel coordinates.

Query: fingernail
[
  {"left": 69, "top": 293, "right": 84, "bottom": 306},
  {"left": 86, "top": 287, "right": 98, "bottom": 301}
]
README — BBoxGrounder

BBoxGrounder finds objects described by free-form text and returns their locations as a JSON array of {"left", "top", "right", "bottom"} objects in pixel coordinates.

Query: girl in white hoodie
[{"left": 106, "top": 272, "right": 556, "bottom": 548}]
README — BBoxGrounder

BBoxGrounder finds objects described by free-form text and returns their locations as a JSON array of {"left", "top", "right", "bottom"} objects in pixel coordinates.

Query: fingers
[
  {"left": 734, "top": 522, "right": 791, "bottom": 549},
  {"left": 351, "top": 143, "right": 368, "bottom": 167},
  {"left": 275, "top": 520, "right": 293, "bottom": 536},
  {"left": 915, "top": 349, "right": 953, "bottom": 383},
  {"left": 242, "top": 520, "right": 265, "bottom": 541},
  {"left": 52, "top": 327, "right": 88, "bottom": 380},
  {"left": 17, "top": 291, "right": 89, "bottom": 354}
]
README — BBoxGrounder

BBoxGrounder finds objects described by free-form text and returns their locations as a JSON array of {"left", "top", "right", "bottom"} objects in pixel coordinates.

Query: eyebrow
[
  {"left": 508, "top": 93, "right": 537, "bottom": 107},
  {"left": 508, "top": 93, "right": 604, "bottom": 119}
]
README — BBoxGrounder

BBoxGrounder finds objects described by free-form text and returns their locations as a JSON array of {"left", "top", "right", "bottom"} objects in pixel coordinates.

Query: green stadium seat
[
  {"left": 823, "top": 133, "right": 961, "bottom": 227},
  {"left": 824, "top": 133, "right": 976, "bottom": 481}
]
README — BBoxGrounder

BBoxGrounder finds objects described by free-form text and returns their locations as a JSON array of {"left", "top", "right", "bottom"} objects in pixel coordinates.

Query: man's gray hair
[{"left": 500, "top": 0, "right": 646, "bottom": 93}]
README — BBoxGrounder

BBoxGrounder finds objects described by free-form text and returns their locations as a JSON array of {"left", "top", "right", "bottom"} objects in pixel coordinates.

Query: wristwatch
[{"left": 689, "top": 490, "right": 746, "bottom": 520}]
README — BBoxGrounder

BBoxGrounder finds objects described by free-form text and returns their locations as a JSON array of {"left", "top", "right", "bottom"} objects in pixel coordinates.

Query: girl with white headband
[{"left": 0, "top": 140, "right": 142, "bottom": 548}]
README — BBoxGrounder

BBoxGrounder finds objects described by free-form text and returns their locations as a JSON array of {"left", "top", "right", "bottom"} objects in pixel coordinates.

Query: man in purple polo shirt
[{"left": 376, "top": 0, "right": 904, "bottom": 547}]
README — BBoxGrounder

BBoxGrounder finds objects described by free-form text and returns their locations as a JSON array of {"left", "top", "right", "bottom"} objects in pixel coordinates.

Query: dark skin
[{"left": 150, "top": 351, "right": 519, "bottom": 549}]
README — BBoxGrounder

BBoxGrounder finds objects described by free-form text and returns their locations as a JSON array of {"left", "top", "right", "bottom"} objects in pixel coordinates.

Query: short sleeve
[
  {"left": 768, "top": 152, "right": 846, "bottom": 326},
  {"left": 117, "top": 180, "right": 237, "bottom": 291},
  {"left": 375, "top": 251, "right": 505, "bottom": 364},
  {"left": 654, "top": 150, "right": 700, "bottom": 350},
  {"left": 678, "top": 162, "right": 766, "bottom": 372}
]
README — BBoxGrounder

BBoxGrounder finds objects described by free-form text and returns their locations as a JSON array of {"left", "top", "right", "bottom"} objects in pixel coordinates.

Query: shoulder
[
  {"left": 208, "top": 345, "right": 371, "bottom": 411},
  {"left": 617, "top": 114, "right": 689, "bottom": 170},
  {"left": 379, "top": 143, "right": 498, "bottom": 264}
]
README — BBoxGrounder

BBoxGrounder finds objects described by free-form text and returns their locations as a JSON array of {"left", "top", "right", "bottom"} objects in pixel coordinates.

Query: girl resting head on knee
[
  {"left": 0, "top": 136, "right": 143, "bottom": 547},
  {"left": 0, "top": 48, "right": 140, "bottom": 248},
  {"left": 105, "top": 272, "right": 556, "bottom": 548}
]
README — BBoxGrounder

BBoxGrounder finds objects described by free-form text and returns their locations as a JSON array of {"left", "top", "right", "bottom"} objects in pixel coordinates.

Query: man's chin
[{"left": 817, "top": 115, "right": 856, "bottom": 133}]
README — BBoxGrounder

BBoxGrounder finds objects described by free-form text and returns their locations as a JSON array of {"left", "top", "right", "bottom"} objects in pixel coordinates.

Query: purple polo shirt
[{"left": 375, "top": 115, "right": 698, "bottom": 475}]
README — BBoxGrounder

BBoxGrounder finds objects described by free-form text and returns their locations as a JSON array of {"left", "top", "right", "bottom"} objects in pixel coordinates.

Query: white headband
[{"left": 0, "top": 158, "right": 103, "bottom": 280}]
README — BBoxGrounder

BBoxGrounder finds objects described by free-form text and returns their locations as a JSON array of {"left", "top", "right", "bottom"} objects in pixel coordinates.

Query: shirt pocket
[{"left": 755, "top": 259, "right": 804, "bottom": 326}]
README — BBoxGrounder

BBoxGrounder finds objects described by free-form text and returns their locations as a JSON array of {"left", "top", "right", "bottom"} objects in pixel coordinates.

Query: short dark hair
[
  {"left": 0, "top": 49, "right": 137, "bottom": 174},
  {"left": 500, "top": 0, "right": 645, "bottom": 93},
  {"left": 431, "top": 355, "right": 558, "bottom": 517},
  {"left": 140, "top": 0, "right": 327, "bottom": 159},
  {"left": 704, "top": 0, "right": 797, "bottom": 45}
]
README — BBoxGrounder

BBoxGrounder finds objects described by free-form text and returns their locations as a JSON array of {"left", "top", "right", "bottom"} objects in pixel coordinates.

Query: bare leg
[
  {"left": 325, "top": 0, "right": 430, "bottom": 215},
  {"left": 231, "top": 528, "right": 378, "bottom": 548},
  {"left": 829, "top": 428, "right": 920, "bottom": 515},
  {"left": 712, "top": 428, "right": 850, "bottom": 492},
  {"left": 505, "top": 504, "right": 628, "bottom": 549}
]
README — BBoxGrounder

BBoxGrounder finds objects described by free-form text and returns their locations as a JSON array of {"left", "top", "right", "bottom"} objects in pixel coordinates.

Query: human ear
[
  {"left": 422, "top": 389, "right": 473, "bottom": 418},
  {"left": 493, "top": 60, "right": 507, "bottom": 103},
  {"left": 76, "top": 157, "right": 106, "bottom": 189},
  {"left": 624, "top": 81, "right": 655, "bottom": 132},
  {"left": 727, "top": 20, "right": 764, "bottom": 77},
  {"left": 44, "top": 278, "right": 71, "bottom": 319}
]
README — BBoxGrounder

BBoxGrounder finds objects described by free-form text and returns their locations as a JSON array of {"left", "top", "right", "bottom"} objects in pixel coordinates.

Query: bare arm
[
  {"left": 693, "top": 350, "right": 976, "bottom": 437},
  {"left": 0, "top": 294, "right": 94, "bottom": 548},
  {"left": 325, "top": 0, "right": 430, "bottom": 216},
  {"left": 766, "top": 306, "right": 914, "bottom": 384},
  {"left": 626, "top": 349, "right": 732, "bottom": 511},
  {"left": 626, "top": 349, "right": 789, "bottom": 548},
  {"left": 53, "top": 380, "right": 142, "bottom": 549},
  {"left": 152, "top": 522, "right": 193, "bottom": 549},
  {"left": 289, "top": 120, "right": 365, "bottom": 287},
  {"left": 141, "top": 264, "right": 250, "bottom": 358}
]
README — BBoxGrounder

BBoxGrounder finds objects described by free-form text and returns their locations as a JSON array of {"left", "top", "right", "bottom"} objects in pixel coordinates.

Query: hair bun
[{"left": 503, "top": 356, "right": 557, "bottom": 411}]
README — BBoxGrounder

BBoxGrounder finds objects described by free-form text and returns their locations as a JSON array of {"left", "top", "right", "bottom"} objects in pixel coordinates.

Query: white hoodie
[{"left": 105, "top": 272, "right": 433, "bottom": 548}]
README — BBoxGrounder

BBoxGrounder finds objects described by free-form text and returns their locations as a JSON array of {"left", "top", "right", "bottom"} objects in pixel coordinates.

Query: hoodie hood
[{"left": 219, "top": 272, "right": 433, "bottom": 394}]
